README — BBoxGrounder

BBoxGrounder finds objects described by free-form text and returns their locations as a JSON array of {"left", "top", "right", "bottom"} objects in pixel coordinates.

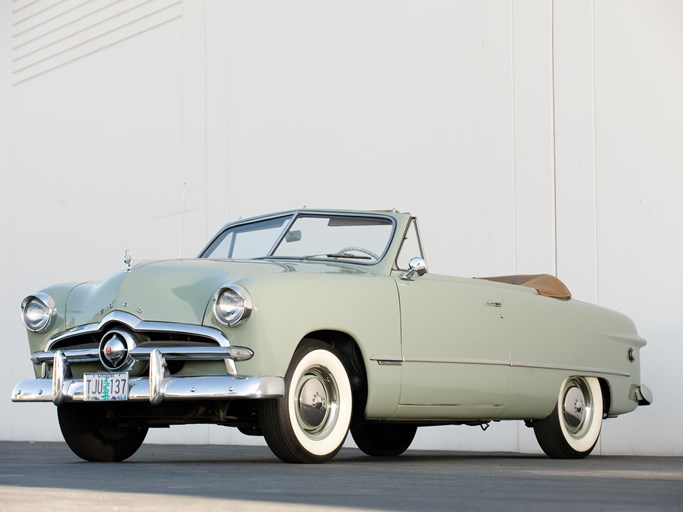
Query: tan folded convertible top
[{"left": 478, "top": 274, "right": 572, "bottom": 300}]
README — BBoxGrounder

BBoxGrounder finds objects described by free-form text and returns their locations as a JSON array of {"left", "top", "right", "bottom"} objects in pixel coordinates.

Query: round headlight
[
  {"left": 214, "top": 285, "right": 252, "bottom": 327},
  {"left": 21, "top": 294, "right": 55, "bottom": 332}
]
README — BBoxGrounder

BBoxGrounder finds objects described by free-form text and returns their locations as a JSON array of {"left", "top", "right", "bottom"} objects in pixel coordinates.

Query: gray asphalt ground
[{"left": 0, "top": 442, "right": 681, "bottom": 512}]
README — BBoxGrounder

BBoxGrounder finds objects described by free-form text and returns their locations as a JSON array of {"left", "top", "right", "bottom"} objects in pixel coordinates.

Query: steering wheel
[{"left": 338, "top": 246, "right": 380, "bottom": 260}]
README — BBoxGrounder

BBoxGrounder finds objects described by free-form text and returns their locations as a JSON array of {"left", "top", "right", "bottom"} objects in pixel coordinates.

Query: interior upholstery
[{"left": 478, "top": 274, "right": 572, "bottom": 299}]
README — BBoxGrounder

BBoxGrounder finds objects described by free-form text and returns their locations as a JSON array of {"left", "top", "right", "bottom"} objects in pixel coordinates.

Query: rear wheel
[
  {"left": 351, "top": 424, "right": 417, "bottom": 457},
  {"left": 259, "top": 340, "right": 352, "bottom": 463},
  {"left": 57, "top": 403, "right": 148, "bottom": 462},
  {"left": 533, "top": 376, "right": 603, "bottom": 459}
]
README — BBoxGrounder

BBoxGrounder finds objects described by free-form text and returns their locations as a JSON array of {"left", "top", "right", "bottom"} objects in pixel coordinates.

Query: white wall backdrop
[{"left": 2, "top": 0, "right": 681, "bottom": 455}]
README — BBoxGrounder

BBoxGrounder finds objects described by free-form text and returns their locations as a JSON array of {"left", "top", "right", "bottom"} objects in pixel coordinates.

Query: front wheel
[
  {"left": 57, "top": 403, "right": 148, "bottom": 462},
  {"left": 351, "top": 424, "right": 417, "bottom": 457},
  {"left": 533, "top": 376, "right": 603, "bottom": 459},
  {"left": 259, "top": 341, "right": 353, "bottom": 463}
]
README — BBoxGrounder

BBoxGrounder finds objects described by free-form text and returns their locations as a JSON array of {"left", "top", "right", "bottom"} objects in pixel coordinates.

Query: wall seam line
[{"left": 550, "top": 0, "right": 558, "bottom": 277}]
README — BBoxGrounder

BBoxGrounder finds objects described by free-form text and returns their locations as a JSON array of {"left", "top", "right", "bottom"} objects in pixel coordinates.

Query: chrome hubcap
[
  {"left": 562, "top": 377, "right": 593, "bottom": 438},
  {"left": 295, "top": 367, "right": 338, "bottom": 438}
]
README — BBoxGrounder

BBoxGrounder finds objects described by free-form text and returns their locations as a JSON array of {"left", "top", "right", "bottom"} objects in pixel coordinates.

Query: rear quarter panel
[{"left": 499, "top": 286, "right": 645, "bottom": 419}]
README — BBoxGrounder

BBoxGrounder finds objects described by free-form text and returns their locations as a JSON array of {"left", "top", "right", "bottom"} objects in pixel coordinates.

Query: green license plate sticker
[{"left": 83, "top": 372, "right": 129, "bottom": 401}]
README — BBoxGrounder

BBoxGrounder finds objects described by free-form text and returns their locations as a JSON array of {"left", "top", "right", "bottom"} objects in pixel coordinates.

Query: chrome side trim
[
  {"left": 370, "top": 356, "right": 403, "bottom": 366},
  {"left": 509, "top": 360, "right": 631, "bottom": 378},
  {"left": 46, "top": 311, "right": 231, "bottom": 351},
  {"left": 372, "top": 355, "right": 631, "bottom": 377},
  {"left": 404, "top": 356, "right": 511, "bottom": 367}
]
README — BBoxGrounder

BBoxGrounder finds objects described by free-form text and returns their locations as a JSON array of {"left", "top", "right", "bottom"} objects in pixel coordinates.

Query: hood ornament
[{"left": 124, "top": 250, "right": 133, "bottom": 272}]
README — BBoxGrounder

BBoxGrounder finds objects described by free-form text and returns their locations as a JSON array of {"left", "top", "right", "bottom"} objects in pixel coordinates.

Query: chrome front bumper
[{"left": 11, "top": 349, "right": 284, "bottom": 405}]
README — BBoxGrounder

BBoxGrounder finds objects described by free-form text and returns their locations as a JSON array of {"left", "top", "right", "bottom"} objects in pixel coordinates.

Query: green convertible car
[{"left": 12, "top": 209, "right": 651, "bottom": 463}]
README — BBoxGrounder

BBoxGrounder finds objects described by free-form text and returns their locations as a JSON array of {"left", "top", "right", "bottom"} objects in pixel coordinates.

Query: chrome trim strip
[
  {"left": 31, "top": 346, "right": 254, "bottom": 364},
  {"left": 131, "top": 346, "right": 248, "bottom": 360},
  {"left": 32, "top": 348, "right": 99, "bottom": 364},
  {"left": 369, "top": 356, "right": 403, "bottom": 366},
  {"left": 372, "top": 355, "right": 631, "bottom": 377},
  {"left": 509, "top": 360, "right": 631, "bottom": 378},
  {"left": 46, "top": 311, "right": 231, "bottom": 351},
  {"left": 404, "top": 356, "right": 511, "bottom": 367}
]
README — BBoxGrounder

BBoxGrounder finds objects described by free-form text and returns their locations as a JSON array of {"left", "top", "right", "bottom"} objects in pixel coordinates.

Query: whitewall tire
[
  {"left": 534, "top": 376, "right": 603, "bottom": 459},
  {"left": 260, "top": 340, "right": 353, "bottom": 463}
]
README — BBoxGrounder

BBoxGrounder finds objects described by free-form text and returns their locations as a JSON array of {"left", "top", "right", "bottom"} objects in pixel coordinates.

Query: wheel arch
[
  {"left": 300, "top": 329, "right": 368, "bottom": 422},
  {"left": 597, "top": 377, "right": 612, "bottom": 417}
]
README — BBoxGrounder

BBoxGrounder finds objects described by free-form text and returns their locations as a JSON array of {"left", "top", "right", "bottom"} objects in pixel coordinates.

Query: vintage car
[{"left": 12, "top": 209, "right": 651, "bottom": 463}]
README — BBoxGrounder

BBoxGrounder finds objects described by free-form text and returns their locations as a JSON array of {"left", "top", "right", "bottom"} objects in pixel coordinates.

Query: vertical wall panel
[
  {"left": 511, "top": 0, "right": 555, "bottom": 275},
  {"left": 205, "top": 0, "right": 231, "bottom": 238},
  {"left": 1, "top": 0, "right": 18, "bottom": 440},
  {"left": 553, "top": 0, "right": 598, "bottom": 303},
  {"left": 179, "top": 0, "right": 207, "bottom": 255},
  {"left": 593, "top": 0, "right": 683, "bottom": 455},
  {"left": 2, "top": 2, "right": 185, "bottom": 441},
  {"left": 511, "top": 0, "right": 555, "bottom": 454}
]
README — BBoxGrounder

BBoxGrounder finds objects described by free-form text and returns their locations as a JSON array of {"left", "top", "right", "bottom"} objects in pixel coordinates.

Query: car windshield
[{"left": 201, "top": 213, "right": 394, "bottom": 264}]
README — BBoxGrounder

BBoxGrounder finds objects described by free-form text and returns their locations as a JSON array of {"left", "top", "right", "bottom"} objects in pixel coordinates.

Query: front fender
[{"left": 214, "top": 271, "right": 402, "bottom": 418}]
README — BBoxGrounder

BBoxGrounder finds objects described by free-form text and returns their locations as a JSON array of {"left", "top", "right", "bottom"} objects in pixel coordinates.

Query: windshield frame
[{"left": 199, "top": 210, "right": 397, "bottom": 266}]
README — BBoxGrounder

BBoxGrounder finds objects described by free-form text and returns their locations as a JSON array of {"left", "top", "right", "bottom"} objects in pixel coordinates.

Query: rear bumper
[
  {"left": 11, "top": 349, "right": 284, "bottom": 405},
  {"left": 636, "top": 384, "right": 653, "bottom": 406}
]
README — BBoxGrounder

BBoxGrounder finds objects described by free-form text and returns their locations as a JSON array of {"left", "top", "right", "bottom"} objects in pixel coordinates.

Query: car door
[{"left": 395, "top": 273, "right": 509, "bottom": 417}]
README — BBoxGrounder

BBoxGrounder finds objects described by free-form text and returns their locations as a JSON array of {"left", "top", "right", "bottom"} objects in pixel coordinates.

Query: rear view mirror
[{"left": 285, "top": 230, "right": 302, "bottom": 243}]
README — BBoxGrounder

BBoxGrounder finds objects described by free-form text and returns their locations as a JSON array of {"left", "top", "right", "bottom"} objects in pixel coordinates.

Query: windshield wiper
[{"left": 303, "top": 253, "right": 371, "bottom": 260}]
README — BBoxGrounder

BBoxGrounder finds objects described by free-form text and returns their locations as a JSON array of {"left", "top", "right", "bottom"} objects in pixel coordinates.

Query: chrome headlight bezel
[
  {"left": 213, "top": 285, "right": 252, "bottom": 327},
  {"left": 21, "top": 293, "right": 56, "bottom": 333}
]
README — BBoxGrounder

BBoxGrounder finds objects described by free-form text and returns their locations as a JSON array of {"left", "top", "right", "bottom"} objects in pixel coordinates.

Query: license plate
[{"left": 83, "top": 373, "right": 129, "bottom": 401}]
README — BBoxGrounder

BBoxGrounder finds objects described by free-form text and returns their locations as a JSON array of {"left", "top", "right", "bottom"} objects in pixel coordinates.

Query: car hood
[{"left": 64, "top": 258, "right": 375, "bottom": 328}]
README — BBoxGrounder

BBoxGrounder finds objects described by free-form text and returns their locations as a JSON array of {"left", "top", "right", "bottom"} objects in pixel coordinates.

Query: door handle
[{"left": 486, "top": 300, "right": 502, "bottom": 308}]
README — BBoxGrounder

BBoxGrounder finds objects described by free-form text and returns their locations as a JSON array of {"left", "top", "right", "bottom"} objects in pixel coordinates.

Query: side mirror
[{"left": 400, "top": 257, "right": 427, "bottom": 281}]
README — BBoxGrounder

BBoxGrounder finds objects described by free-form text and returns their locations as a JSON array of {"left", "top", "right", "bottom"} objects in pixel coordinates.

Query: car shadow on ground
[{"left": 2, "top": 442, "right": 682, "bottom": 512}]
